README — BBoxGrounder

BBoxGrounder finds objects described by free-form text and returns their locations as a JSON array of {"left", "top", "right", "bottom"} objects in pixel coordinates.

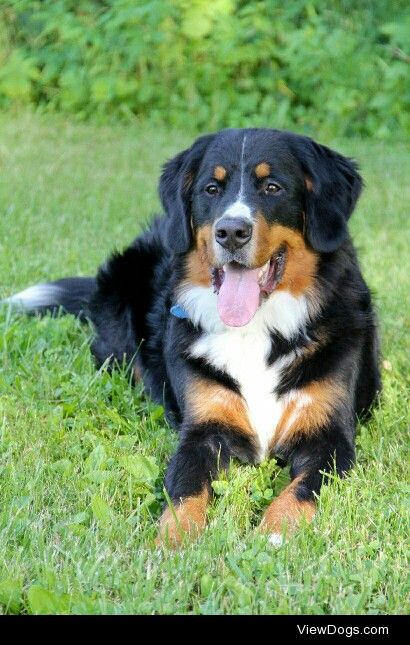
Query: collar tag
[{"left": 170, "top": 304, "right": 189, "bottom": 320}]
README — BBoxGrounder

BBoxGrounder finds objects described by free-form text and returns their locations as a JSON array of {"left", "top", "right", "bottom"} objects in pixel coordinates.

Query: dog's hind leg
[
  {"left": 88, "top": 223, "right": 165, "bottom": 371},
  {"left": 355, "top": 321, "right": 381, "bottom": 419}
]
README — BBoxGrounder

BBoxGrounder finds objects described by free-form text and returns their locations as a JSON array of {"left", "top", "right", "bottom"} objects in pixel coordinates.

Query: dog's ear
[
  {"left": 159, "top": 134, "right": 215, "bottom": 254},
  {"left": 291, "top": 137, "right": 363, "bottom": 252}
]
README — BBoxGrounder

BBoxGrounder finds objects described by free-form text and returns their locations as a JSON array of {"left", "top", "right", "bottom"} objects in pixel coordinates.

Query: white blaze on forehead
[
  {"left": 222, "top": 200, "right": 252, "bottom": 221},
  {"left": 238, "top": 133, "right": 247, "bottom": 201},
  {"left": 220, "top": 134, "right": 252, "bottom": 221}
]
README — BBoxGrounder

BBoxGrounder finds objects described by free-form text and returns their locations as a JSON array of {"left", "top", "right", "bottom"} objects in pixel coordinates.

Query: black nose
[{"left": 215, "top": 217, "right": 253, "bottom": 252}]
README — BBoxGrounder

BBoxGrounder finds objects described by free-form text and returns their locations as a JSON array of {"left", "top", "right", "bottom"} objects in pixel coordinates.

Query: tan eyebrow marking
[
  {"left": 255, "top": 162, "right": 271, "bottom": 179},
  {"left": 213, "top": 165, "right": 227, "bottom": 181}
]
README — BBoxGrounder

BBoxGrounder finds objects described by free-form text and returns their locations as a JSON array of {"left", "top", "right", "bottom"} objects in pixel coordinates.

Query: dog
[{"left": 6, "top": 128, "right": 381, "bottom": 547}]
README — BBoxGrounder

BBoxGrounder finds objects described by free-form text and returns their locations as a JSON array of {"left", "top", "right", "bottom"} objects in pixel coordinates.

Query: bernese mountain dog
[{"left": 7, "top": 128, "right": 381, "bottom": 547}]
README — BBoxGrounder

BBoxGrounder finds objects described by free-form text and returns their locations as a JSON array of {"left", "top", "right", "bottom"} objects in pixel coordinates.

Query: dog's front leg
[
  {"left": 156, "top": 372, "right": 257, "bottom": 547},
  {"left": 260, "top": 423, "right": 355, "bottom": 545},
  {"left": 156, "top": 423, "right": 232, "bottom": 547}
]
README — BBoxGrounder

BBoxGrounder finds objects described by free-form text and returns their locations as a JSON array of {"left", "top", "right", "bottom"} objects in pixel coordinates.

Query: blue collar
[{"left": 170, "top": 304, "right": 189, "bottom": 320}]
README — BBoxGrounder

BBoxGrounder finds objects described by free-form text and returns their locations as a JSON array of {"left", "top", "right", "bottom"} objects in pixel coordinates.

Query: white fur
[
  {"left": 269, "top": 533, "right": 284, "bottom": 547},
  {"left": 221, "top": 135, "right": 252, "bottom": 221},
  {"left": 222, "top": 200, "right": 252, "bottom": 221},
  {"left": 181, "top": 284, "right": 310, "bottom": 460},
  {"left": 276, "top": 390, "right": 313, "bottom": 447},
  {"left": 178, "top": 284, "right": 309, "bottom": 340},
  {"left": 217, "top": 135, "right": 252, "bottom": 235},
  {"left": 238, "top": 134, "right": 247, "bottom": 201},
  {"left": 178, "top": 286, "right": 223, "bottom": 333},
  {"left": 3, "top": 284, "right": 63, "bottom": 310}
]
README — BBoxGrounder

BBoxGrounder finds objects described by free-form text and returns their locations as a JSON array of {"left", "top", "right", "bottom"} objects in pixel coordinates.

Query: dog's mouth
[{"left": 211, "top": 247, "right": 286, "bottom": 327}]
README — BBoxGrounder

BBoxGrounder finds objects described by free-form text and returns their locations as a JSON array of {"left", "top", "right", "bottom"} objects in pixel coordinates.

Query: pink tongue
[{"left": 217, "top": 264, "right": 261, "bottom": 327}]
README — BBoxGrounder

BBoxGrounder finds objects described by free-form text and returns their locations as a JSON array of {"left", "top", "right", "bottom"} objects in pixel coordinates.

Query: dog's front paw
[
  {"left": 259, "top": 481, "right": 316, "bottom": 543},
  {"left": 156, "top": 492, "right": 208, "bottom": 548}
]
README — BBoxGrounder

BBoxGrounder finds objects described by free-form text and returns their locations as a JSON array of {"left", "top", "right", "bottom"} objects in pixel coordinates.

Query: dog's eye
[
  {"left": 205, "top": 183, "right": 220, "bottom": 195},
  {"left": 264, "top": 182, "right": 282, "bottom": 195}
]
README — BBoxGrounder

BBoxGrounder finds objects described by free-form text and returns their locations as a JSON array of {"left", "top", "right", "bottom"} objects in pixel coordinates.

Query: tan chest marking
[
  {"left": 187, "top": 377, "right": 252, "bottom": 437},
  {"left": 273, "top": 378, "right": 346, "bottom": 448}
]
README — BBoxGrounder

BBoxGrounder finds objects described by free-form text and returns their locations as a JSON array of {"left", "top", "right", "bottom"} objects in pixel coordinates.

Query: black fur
[
  {"left": 288, "top": 135, "right": 363, "bottom": 252},
  {"left": 159, "top": 134, "right": 215, "bottom": 254},
  {"left": 166, "top": 422, "right": 257, "bottom": 501},
  {"left": 18, "top": 277, "right": 96, "bottom": 321}
]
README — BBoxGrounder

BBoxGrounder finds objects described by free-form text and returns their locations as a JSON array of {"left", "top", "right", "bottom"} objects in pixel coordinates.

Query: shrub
[{"left": 0, "top": 0, "right": 408, "bottom": 138}]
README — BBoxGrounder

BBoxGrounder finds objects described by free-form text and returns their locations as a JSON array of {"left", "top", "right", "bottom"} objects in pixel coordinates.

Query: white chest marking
[
  {"left": 184, "top": 286, "right": 310, "bottom": 460},
  {"left": 191, "top": 328, "right": 291, "bottom": 460}
]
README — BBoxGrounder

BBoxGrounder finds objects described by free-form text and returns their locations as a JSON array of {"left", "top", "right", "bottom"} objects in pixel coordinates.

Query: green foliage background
[{"left": 0, "top": 1, "right": 409, "bottom": 137}]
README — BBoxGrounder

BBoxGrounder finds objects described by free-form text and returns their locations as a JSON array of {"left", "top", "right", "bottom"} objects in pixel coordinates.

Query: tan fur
[
  {"left": 157, "top": 488, "right": 209, "bottom": 547},
  {"left": 188, "top": 377, "right": 252, "bottom": 435},
  {"left": 298, "top": 328, "right": 329, "bottom": 359},
  {"left": 255, "top": 162, "right": 271, "bottom": 179},
  {"left": 274, "top": 378, "right": 346, "bottom": 447},
  {"left": 196, "top": 224, "right": 215, "bottom": 264},
  {"left": 181, "top": 224, "right": 215, "bottom": 287},
  {"left": 254, "top": 218, "right": 318, "bottom": 296},
  {"left": 305, "top": 176, "right": 314, "bottom": 192},
  {"left": 213, "top": 165, "right": 227, "bottom": 181},
  {"left": 259, "top": 477, "right": 316, "bottom": 535},
  {"left": 184, "top": 248, "right": 212, "bottom": 287},
  {"left": 274, "top": 399, "right": 298, "bottom": 443},
  {"left": 133, "top": 364, "right": 142, "bottom": 383}
]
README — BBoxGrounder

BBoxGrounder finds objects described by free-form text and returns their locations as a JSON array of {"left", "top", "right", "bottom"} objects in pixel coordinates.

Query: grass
[{"left": 0, "top": 111, "right": 409, "bottom": 615}]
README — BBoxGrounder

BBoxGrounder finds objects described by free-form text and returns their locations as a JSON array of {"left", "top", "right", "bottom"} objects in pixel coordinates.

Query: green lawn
[{"left": 0, "top": 112, "right": 408, "bottom": 615}]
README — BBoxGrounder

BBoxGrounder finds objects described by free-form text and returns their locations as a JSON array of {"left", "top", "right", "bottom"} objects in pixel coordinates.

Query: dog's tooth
[{"left": 260, "top": 261, "right": 269, "bottom": 277}]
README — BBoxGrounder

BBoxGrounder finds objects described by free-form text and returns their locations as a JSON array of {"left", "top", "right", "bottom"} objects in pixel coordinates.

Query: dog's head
[{"left": 159, "top": 128, "right": 362, "bottom": 327}]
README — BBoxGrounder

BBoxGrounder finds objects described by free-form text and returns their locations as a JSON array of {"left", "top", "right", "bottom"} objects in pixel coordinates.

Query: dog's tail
[{"left": 3, "top": 277, "right": 96, "bottom": 321}]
